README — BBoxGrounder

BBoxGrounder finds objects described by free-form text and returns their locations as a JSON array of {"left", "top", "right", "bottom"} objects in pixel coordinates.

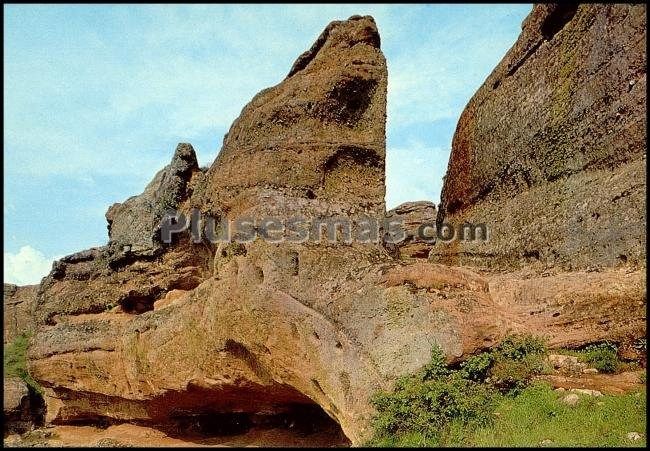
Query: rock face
[
  {"left": 385, "top": 201, "right": 437, "bottom": 258},
  {"left": 31, "top": 16, "right": 489, "bottom": 444},
  {"left": 3, "top": 284, "right": 38, "bottom": 343},
  {"left": 200, "top": 15, "right": 386, "bottom": 218},
  {"left": 105, "top": 143, "right": 201, "bottom": 262},
  {"left": 435, "top": 4, "right": 646, "bottom": 270},
  {"left": 22, "top": 8, "right": 647, "bottom": 446},
  {"left": 3, "top": 377, "right": 37, "bottom": 434}
]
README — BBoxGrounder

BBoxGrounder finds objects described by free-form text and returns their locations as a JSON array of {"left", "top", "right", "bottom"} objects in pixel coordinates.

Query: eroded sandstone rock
[
  {"left": 385, "top": 201, "right": 437, "bottom": 259},
  {"left": 3, "top": 284, "right": 38, "bottom": 343},
  {"left": 434, "top": 4, "right": 646, "bottom": 270},
  {"left": 25, "top": 7, "right": 647, "bottom": 446},
  {"left": 105, "top": 143, "right": 201, "bottom": 262},
  {"left": 3, "top": 377, "right": 43, "bottom": 435},
  {"left": 199, "top": 15, "right": 386, "bottom": 218}
]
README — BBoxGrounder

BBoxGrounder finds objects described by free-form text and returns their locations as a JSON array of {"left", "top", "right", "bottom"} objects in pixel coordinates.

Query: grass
[
  {"left": 470, "top": 382, "right": 646, "bottom": 447},
  {"left": 3, "top": 331, "right": 44, "bottom": 395},
  {"left": 367, "top": 335, "right": 647, "bottom": 447}
]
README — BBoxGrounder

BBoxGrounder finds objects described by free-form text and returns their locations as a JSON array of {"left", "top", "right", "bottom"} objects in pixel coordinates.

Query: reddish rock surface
[
  {"left": 435, "top": 4, "right": 646, "bottom": 270},
  {"left": 3, "top": 284, "right": 38, "bottom": 343},
  {"left": 385, "top": 201, "right": 437, "bottom": 259}
]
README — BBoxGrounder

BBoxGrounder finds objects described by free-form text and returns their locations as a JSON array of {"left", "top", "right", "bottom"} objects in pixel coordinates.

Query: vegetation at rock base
[
  {"left": 4, "top": 331, "right": 44, "bottom": 395},
  {"left": 367, "top": 335, "right": 646, "bottom": 447},
  {"left": 557, "top": 341, "right": 630, "bottom": 374}
]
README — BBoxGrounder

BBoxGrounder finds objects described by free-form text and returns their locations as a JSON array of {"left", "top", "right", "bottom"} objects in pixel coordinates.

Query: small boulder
[
  {"left": 3, "top": 377, "right": 31, "bottom": 434},
  {"left": 570, "top": 388, "right": 603, "bottom": 397},
  {"left": 562, "top": 393, "right": 580, "bottom": 406},
  {"left": 547, "top": 354, "right": 587, "bottom": 373},
  {"left": 4, "top": 377, "right": 29, "bottom": 413}
]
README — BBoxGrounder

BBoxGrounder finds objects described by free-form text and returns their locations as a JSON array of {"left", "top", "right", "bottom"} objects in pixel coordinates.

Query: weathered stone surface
[
  {"left": 3, "top": 284, "right": 38, "bottom": 343},
  {"left": 435, "top": 4, "right": 646, "bottom": 270},
  {"left": 199, "top": 15, "right": 386, "bottom": 218},
  {"left": 488, "top": 267, "right": 646, "bottom": 348},
  {"left": 27, "top": 16, "right": 500, "bottom": 444},
  {"left": 386, "top": 201, "right": 437, "bottom": 259},
  {"left": 562, "top": 393, "right": 580, "bottom": 406},
  {"left": 34, "top": 237, "right": 212, "bottom": 325},
  {"left": 33, "top": 144, "right": 211, "bottom": 325},
  {"left": 4, "top": 377, "right": 29, "bottom": 416},
  {"left": 106, "top": 143, "right": 200, "bottom": 260},
  {"left": 3, "top": 377, "right": 32, "bottom": 434}
]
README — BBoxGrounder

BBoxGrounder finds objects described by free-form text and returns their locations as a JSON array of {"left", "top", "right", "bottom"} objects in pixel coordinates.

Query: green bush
[
  {"left": 367, "top": 335, "right": 551, "bottom": 446},
  {"left": 369, "top": 367, "right": 497, "bottom": 445},
  {"left": 459, "top": 352, "right": 493, "bottom": 382},
  {"left": 487, "top": 334, "right": 548, "bottom": 394},
  {"left": 488, "top": 353, "right": 547, "bottom": 394},
  {"left": 367, "top": 336, "right": 644, "bottom": 447},
  {"left": 420, "top": 345, "right": 449, "bottom": 380},
  {"left": 3, "top": 331, "right": 43, "bottom": 395},
  {"left": 495, "top": 334, "right": 547, "bottom": 361},
  {"left": 368, "top": 346, "right": 499, "bottom": 446},
  {"left": 581, "top": 342, "right": 619, "bottom": 373}
]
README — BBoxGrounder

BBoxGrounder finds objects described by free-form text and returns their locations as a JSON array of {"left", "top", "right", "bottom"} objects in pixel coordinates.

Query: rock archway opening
[
  {"left": 162, "top": 403, "right": 350, "bottom": 446},
  {"left": 142, "top": 382, "right": 352, "bottom": 447}
]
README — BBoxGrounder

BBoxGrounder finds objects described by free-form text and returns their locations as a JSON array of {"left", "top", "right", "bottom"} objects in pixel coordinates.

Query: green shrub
[
  {"left": 367, "top": 336, "right": 644, "bottom": 447},
  {"left": 421, "top": 345, "right": 449, "bottom": 380},
  {"left": 489, "top": 353, "right": 547, "bottom": 394},
  {"left": 368, "top": 345, "right": 499, "bottom": 446},
  {"left": 495, "top": 334, "right": 547, "bottom": 361},
  {"left": 581, "top": 342, "right": 619, "bottom": 373},
  {"left": 367, "top": 336, "right": 550, "bottom": 446},
  {"left": 487, "top": 334, "right": 548, "bottom": 394},
  {"left": 3, "top": 331, "right": 43, "bottom": 395},
  {"left": 369, "top": 371, "right": 497, "bottom": 446},
  {"left": 460, "top": 352, "right": 494, "bottom": 382}
]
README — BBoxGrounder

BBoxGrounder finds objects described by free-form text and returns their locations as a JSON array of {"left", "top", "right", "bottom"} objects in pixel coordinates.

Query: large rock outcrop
[
  {"left": 24, "top": 8, "right": 646, "bottom": 446},
  {"left": 200, "top": 15, "right": 386, "bottom": 218},
  {"left": 105, "top": 142, "right": 201, "bottom": 262},
  {"left": 434, "top": 3, "right": 646, "bottom": 270},
  {"left": 3, "top": 284, "right": 37, "bottom": 343},
  {"left": 30, "top": 16, "right": 497, "bottom": 443}
]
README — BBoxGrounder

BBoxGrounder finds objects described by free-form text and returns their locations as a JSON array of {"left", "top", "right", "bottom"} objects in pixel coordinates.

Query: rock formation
[
  {"left": 3, "top": 284, "right": 37, "bottom": 343},
  {"left": 385, "top": 201, "right": 437, "bottom": 258},
  {"left": 3, "top": 377, "right": 32, "bottom": 434},
  {"left": 434, "top": 3, "right": 646, "bottom": 270},
  {"left": 30, "top": 16, "right": 502, "bottom": 443},
  {"left": 13, "top": 6, "right": 647, "bottom": 446}
]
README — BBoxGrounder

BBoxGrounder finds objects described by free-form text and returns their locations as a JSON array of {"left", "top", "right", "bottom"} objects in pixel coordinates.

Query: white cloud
[{"left": 4, "top": 245, "right": 55, "bottom": 286}]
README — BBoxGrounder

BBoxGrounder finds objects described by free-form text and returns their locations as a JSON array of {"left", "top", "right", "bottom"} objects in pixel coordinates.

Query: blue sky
[{"left": 3, "top": 4, "right": 532, "bottom": 284}]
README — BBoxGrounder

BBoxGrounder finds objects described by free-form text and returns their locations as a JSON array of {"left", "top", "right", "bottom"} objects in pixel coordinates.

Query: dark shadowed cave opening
[
  {"left": 161, "top": 404, "right": 350, "bottom": 446},
  {"left": 152, "top": 382, "right": 352, "bottom": 446},
  {"left": 47, "top": 382, "right": 351, "bottom": 446}
]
